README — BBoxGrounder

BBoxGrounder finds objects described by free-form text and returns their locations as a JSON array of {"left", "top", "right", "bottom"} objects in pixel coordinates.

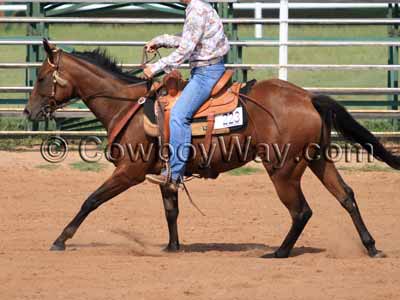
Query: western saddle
[{"left": 156, "top": 69, "right": 242, "bottom": 152}]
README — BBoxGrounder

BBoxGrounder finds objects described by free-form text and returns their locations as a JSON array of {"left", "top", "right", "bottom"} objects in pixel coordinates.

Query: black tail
[{"left": 311, "top": 94, "right": 400, "bottom": 170}]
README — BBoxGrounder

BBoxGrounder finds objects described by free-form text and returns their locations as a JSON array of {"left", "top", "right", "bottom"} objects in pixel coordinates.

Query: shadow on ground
[
  {"left": 67, "top": 229, "right": 326, "bottom": 258},
  {"left": 180, "top": 243, "right": 326, "bottom": 257}
]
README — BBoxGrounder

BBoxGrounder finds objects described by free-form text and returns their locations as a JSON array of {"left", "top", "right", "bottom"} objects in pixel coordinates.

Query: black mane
[{"left": 71, "top": 48, "right": 146, "bottom": 84}]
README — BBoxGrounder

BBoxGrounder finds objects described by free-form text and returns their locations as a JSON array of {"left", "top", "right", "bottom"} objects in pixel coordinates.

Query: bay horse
[{"left": 25, "top": 40, "right": 399, "bottom": 258}]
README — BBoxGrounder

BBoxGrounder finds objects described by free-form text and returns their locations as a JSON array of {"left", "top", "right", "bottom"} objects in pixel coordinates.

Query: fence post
[
  {"left": 229, "top": 3, "right": 243, "bottom": 82},
  {"left": 218, "top": 2, "right": 242, "bottom": 82},
  {"left": 26, "top": 3, "right": 47, "bottom": 88},
  {"left": 255, "top": 3, "right": 262, "bottom": 38},
  {"left": 279, "top": 0, "right": 289, "bottom": 81},
  {"left": 387, "top": 3, "right": 399, "bottom": 130}
]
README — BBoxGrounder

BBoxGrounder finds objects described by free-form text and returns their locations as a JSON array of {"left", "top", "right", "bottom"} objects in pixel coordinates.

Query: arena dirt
[{"left": 1, "top": 151, "right": 399, "bottom": 300}]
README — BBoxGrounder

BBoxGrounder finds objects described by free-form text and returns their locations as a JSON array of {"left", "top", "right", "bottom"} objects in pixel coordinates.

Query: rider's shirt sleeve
[
  {"left": 150, "top": 6, "right": 206, "bottom": 74},
  {"left": 151, "top": 34, "right": 182, "bottom": 49}
]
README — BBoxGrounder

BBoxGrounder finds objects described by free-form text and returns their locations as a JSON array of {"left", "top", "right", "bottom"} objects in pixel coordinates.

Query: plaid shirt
[{"left": 150, "top": 0, "right": 230, "bottom": 74}]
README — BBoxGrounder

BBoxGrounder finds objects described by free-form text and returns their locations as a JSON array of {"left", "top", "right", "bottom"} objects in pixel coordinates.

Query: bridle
[{"left": 40, "top": 48, "right": 77, "bottom": 119}]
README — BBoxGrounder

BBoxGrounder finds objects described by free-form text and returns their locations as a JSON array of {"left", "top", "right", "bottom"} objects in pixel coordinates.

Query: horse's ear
[{"left": 43, "top": 38, "right": 56, "bottom": 62}]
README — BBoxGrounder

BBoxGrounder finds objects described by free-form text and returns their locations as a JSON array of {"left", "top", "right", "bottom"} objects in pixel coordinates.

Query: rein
[
  {"left": 81, "top": 82, "right": 151, "bottom": 103},
  {"left": 141, "top": 47, "right": 162, "bottom": 67}
]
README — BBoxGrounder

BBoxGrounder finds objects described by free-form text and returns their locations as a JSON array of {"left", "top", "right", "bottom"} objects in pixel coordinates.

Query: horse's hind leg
[
  {"left": 264, "top": 161, "right": 313, "bottom": 258},
  {"left": 309, "top": 159, "right": 385, "bottom": 258},
  {"left": 50, "top": 167, "right": 137, "bottom": 251},
  {"left": 159, "top": 186, "right": 180, "bottom": 252}
]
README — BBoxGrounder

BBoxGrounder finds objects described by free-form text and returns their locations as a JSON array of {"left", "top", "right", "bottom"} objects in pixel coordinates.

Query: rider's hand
[
  {"left": 145, "top": 41, "right": 157, "bottom": 53},
  {"left": 143, "top": 65, "right": 154, "bottom": 79}
]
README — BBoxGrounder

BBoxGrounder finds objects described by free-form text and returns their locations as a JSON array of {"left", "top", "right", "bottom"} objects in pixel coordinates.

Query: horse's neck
[
  {"left": 83, "top": 93, "right": 133, "bottom": 131},
  {"left": 71, "top": 62, "right": 147, "bottom": 131}
]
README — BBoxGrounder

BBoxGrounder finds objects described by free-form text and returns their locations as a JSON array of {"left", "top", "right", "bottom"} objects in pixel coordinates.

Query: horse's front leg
[
  {"left": 160, "top": 186, "right": 180, "bottom": 252},
  {"left": 50, "top": 167, "right": 139, "bottom": 251}
]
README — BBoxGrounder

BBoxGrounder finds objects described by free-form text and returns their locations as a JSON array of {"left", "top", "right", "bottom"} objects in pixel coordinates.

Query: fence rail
[
  {"left": 2, "top": 40, "right": 400, "bottom": 47},
  {"left": 2, "top": 108, "right": 400, "bottom": 119},
  {"left": 2, "top": 17, "right": 400, "bottom": 25},
  {"left": 3, "top": 87, "right": 400, "bottom": 95},
  {"left": 2, "top": 63, "right": 400, "bottom": 71},
  {"left": 0, "top": 108, "right": 92, "bottom": 118},
  {"left": 0, "top": 130, "right": 108, "bottom": 137}
]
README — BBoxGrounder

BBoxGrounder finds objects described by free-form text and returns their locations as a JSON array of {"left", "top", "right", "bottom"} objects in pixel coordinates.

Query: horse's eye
[{"left": 38, "top": 77, "right": 44, "bottom": 82}]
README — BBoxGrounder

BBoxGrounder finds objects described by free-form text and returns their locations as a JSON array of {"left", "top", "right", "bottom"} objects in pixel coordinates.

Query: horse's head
[{"left": 24, "top": 39, "right": 77, "bottom": 121}]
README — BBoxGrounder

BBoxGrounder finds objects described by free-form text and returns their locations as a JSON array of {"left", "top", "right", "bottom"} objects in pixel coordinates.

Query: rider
[{"left": 144, "top": 0, "right": 230, "bottom": 191}]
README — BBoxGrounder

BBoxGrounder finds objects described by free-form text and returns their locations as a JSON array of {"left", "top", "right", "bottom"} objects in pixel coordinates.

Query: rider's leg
[{"left": 168, "top": 62, "right": 225, "bottom": 181}]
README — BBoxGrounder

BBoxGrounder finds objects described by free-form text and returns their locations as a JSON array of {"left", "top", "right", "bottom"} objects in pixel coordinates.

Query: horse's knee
[
  {"left": 165, "top": 202, "right": 179, "bottom": 217},
  {"left": 165, "top": 208, "right": 179, "bottom": 222},
  {"left": 163, "top": 196, "right": 179, "bottom": 220}
]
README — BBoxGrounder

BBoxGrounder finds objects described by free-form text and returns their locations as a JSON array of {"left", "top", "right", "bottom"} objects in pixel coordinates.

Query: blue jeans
[{"left": 166, "top": 61, "right": 225, "bottom": 181}]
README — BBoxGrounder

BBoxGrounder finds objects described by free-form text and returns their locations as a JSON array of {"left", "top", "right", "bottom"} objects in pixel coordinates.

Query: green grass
[
  {"left": 0, "top": 137, "right": 40, "bottom": 150},
  {"left": 359, "top": 119, "right": 398, "bottom": 132},
  {"left": 338, "top": 163, "right": 395, "bottom": 173},
  {"left": 0, "top": 117, "right": 57, "bottom": 148},
  {"left": 35, "top": 163, "right": 60, "bottom": 170},
  {"left": 0, "top": 117, "right": 29, "bottom": 131},
  {"left": 228, "top": 166, "right": 263, "bottom": 176},
  {"left": 69, "top": 161, "right": 107, "bottom": 172}
]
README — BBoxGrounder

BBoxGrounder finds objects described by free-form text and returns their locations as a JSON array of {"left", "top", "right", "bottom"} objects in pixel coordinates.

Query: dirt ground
[{"left": 1, "top": 151, "right": 400, "bottom": 300}]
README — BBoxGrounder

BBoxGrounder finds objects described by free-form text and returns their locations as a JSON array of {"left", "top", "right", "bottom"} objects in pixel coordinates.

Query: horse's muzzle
[
  {"left": 23, "top": 107, "right": 47, "bottom": 121},
  {"left": 23, "top": 108, "right": 31, "bottom": 119}
]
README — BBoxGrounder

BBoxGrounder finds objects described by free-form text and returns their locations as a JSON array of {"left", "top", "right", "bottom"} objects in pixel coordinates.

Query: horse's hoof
[
  {"left": 369, "top": 250, "right": 387, "bottom": 258},
  {"left": 163, "top": 243, "right": 180, "bottom": 253},
  {"left": 274, "top": 249, "right": 289, "bottom": 258},
  {"left": 50, "top": 243, "right": 66, "bottom": 251},
  {"left": 261, "top": 251, "right": 289, "bottom": 259},
  {"left": 261, "top": 252, "right": 276, "bottom": 259}
]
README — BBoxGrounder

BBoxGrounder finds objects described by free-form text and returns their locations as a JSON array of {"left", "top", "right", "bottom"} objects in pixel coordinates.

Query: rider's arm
[
  {"left": 150, "top": 6, "right": 206, "bottom": 74},
  {"left": 150, "top": 34, "right": 182, "bottom": 49}
]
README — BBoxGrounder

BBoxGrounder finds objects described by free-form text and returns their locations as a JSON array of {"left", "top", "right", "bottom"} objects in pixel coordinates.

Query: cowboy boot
[{"left": 146, "top": 174, "right": 179, "bottom": 193}]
